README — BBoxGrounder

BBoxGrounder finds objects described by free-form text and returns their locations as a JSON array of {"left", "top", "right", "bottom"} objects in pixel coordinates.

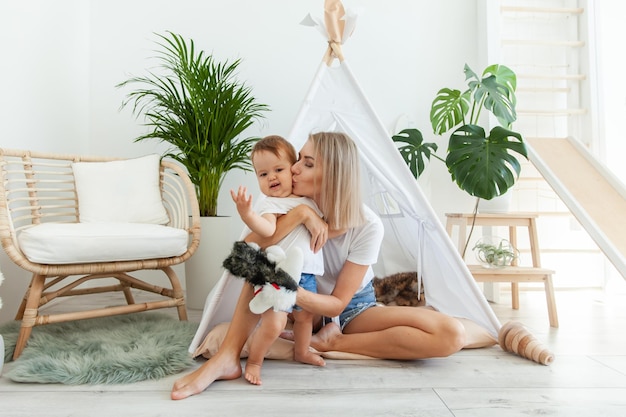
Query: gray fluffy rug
[{"left": 0, "top": 312, "right": 199, "bottom": 384}]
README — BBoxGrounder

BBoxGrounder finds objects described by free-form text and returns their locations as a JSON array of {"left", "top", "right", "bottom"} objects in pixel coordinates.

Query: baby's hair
[{"left": 251, "top": 135, "right": 297, "bottom": 166}]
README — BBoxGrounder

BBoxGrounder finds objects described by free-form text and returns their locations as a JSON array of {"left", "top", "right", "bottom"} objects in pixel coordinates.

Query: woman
[{"left": 171, "top": 132, "right": 465, "bottom": 400}]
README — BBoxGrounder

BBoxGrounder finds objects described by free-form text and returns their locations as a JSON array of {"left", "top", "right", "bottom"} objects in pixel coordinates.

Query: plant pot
[
  {"left": 477, "top": 192, "right": 512, "bottom": 213},
  {"left": 185, "top": 216, "right": 233, "bottom": 309},
  {"left": 473, "top": 236, "right": 519, "bottom": 269}
]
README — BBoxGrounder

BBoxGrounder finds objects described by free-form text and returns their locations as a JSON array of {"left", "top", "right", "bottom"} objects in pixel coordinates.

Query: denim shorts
[
  {"left": 299, "top": 273, "right": 317, "bottom": 292},
  {"left": 337, "top": 281, "right": 377, "bottom": 330},
  {"left": 293, "top": 273, "right": 317, "bottom": 312}
]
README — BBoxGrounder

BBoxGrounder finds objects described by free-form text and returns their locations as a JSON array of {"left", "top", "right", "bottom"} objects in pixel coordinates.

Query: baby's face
[{"left": 252, "top": 150, "right": 294, "bottom": 197}]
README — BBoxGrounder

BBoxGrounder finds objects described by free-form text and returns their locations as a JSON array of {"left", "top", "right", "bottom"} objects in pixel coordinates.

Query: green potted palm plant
[
  {"left": 118, "top": 31, "right": 269, "bottom": 307},
  {"left": 393, "top": 63, "right": 528, "bottom": 255},
  {"left": 118, "top": 31, "right": 269, "bottom": 217}
]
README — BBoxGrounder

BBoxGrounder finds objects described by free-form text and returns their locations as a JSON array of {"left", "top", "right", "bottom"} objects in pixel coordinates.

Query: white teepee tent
[{"left": 188, "top": 0, "right": 501, "bottom": 355}]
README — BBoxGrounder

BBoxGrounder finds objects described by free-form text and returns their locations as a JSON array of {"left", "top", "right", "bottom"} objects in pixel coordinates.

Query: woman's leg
[
  {"left": 310, "top": 305, "right": 465, "bottom": 360},
  {"left": 171, "top": 283, "right": 259, "bottom": 400},
  {"left": 245, "top": 310, "right": 288, "bottom": 385}
]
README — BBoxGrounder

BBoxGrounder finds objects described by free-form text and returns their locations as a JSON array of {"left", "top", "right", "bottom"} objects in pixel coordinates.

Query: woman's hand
[
  {"left": 302, "top": 212, "right": 328, "bottom": 253},
  {"left": 294, "top": 261, "right": 367, "bottom": 318}
]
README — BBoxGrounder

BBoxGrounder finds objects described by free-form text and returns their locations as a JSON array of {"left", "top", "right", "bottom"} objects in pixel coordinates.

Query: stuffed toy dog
[{"left": 222, "top": 241, "right": 303, "bottom": 314}]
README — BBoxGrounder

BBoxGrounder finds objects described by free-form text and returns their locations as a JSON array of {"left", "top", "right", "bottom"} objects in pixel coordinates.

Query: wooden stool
[{"left": 446, "top": 213, "right": 558, "bottom": 327}]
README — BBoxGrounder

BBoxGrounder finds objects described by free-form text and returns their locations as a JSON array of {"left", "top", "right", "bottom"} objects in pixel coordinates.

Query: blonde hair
[
  {"left": 251, "top": 135, "right": 297, "bottom": 168},
  {"left": 309, "top": 132, "right": 365, "bottom": 229}
]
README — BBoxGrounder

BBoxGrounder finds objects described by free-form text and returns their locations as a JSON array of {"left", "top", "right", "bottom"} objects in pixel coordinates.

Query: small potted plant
[{"left": 473, "top": 237, "right": 519, "bottom": 269}]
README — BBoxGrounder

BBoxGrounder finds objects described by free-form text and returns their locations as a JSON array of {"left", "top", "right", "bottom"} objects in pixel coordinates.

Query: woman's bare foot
[
  {"left": 294, "top": 350, "right": 326, "bottom": 367},
  {"left": 279, "top": 329, "right": 294, "bottom": 340},
  {"left": 171, "top": 354, "right": 242, "bottom": 400},
  {"left": 244, "top": 361, "right": 263, "bottom": 385},
  {"left": 310, "top": 322, "right": 342, "bottom": 352}
]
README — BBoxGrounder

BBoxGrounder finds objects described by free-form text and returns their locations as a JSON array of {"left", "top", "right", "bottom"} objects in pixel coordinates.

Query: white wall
[
  {"left": 593, "top": 1, "right": 626, "bottom": 184},
  {"left": 0, "top": 0, "right": 480, "bottom": 322},
  {"left": 0, "top": 0, "right": 90, "bottom": 153}
]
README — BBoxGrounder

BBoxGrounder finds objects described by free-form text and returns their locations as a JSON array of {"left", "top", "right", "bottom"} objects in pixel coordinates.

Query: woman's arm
[
  {"left": 295, "top": 261, "right": 369, "bottom": 318},
  {"left": 245, "top": 204, "right": 329, "bottom": 252}
]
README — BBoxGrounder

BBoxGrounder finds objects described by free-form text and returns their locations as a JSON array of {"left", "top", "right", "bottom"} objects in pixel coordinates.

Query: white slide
[{"left": 526, "top": 137, "right": 626, "bottom": 278}]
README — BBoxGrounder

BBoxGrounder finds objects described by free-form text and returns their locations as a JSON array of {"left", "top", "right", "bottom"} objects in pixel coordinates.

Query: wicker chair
[{"left": 0, "top": 149, "right": 201, "bottom": 359}]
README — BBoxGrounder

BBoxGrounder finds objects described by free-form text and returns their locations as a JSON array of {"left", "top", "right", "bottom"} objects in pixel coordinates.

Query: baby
[{"left": 230, "top": 135, "right": 325, "bottom": 385}]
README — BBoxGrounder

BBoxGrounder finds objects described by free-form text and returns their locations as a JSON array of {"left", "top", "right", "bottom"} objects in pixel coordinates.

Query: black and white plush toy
[{"left": 222, "top": 241, "right": 303, "bottom": 314}]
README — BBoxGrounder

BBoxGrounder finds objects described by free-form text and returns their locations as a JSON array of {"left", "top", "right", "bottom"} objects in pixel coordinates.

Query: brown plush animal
[{"left": 372, "top": 271, "right": 424, "bottom": 307}]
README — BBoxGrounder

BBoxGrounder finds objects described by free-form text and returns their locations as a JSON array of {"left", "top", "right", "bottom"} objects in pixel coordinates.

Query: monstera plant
[{"left": 393, "top": 63, "right": 528, "bottom": 202}]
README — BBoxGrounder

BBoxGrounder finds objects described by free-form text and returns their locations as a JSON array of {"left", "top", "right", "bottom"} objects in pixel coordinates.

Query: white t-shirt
[
  {"left": 316, "top": 206, "right": 384, "bottom": 295},
  {"left": 257, "top": 196, "right": 324, "bottom": 276}
]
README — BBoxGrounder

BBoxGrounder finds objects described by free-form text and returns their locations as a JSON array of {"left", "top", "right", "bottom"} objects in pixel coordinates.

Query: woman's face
[{"left": 291, "top": 139, "right": 323, "bottom": 203}]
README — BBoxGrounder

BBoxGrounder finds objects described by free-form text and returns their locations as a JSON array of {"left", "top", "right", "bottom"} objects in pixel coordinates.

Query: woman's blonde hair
[{"left": 309, "top": 132, "right": 365, "bottom": 229}]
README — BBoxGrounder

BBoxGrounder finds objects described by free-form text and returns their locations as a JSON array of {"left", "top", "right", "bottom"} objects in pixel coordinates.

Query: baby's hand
[{"left": 230, "top": 186, "right": 254, "bottom": 218}]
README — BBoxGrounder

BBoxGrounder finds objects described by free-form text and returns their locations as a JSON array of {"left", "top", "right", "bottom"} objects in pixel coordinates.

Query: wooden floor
[{"left": 2, "top": 282, "right": 626, "bottom": 416}]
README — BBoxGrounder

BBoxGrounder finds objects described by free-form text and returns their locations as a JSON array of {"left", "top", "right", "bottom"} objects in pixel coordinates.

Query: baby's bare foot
[
  {"left": 294, "top": 350, "right": 326, "bottom": 367},
  {"left": 244, "top": 361, "right": 263, "bottom": 385}
]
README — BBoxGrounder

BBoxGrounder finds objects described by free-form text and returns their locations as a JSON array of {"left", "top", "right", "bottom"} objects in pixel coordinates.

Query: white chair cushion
[
  {"left": 18, "top": 223, "right": 188, "bottom": 264},
  {"left": 72, "top": 154, "right": 169, "bottom": 224}
]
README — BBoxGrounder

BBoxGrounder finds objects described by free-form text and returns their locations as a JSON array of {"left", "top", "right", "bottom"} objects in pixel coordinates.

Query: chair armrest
[{"left": 160, "top": 159, "right": 201, "bottom": 261}]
